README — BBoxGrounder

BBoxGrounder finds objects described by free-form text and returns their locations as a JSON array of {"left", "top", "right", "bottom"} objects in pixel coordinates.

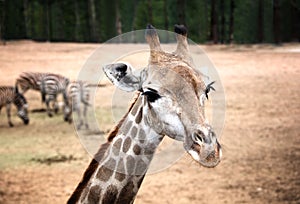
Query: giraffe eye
[{"left": 142, "top": 89, "right": 161, "bottom": 103}]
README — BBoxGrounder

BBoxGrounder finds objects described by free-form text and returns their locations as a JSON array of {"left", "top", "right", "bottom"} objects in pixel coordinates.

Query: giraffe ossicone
[{"left": 68, "top": 24, "right": 222, "bottom": 204}]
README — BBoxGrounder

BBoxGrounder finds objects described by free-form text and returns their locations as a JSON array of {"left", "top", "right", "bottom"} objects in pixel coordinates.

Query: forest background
[{"left": 0, "top": 0, "right": 299, "bottom": 44}]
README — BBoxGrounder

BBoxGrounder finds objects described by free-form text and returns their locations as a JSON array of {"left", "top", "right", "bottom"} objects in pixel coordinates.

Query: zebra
[
  {"left": 16, "top": 72, "right": 70, "bottom": 117},
  {"left": 0, "top": 86, "right": 29, "bottom": 127},
  {"left": 64, "top": 81, "right": 90, "bottom": 130},
  {"left": 40, "top": 74, "right": 70, "bottom": 117}
]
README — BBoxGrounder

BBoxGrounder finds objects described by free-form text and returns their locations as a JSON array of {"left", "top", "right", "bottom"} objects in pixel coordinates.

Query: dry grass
[{"left": 0, "top": 41, "right": 299, "bottom": 204}]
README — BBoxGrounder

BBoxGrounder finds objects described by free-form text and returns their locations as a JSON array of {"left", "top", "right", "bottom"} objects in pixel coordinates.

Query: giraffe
[{"left": 67, "top": 24, "right": 222, "bottom": 204}]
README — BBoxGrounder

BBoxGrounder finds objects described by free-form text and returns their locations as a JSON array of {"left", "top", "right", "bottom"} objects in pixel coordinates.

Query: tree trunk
[
  {"left": 115, "top": 0, "right": 122, "bottom": 42},
  {"left": 273, "top": 0, "right": 281, "bottom": 44},
  {"left": 147, "top": 0, "right": 153, "bottom": 24},
  {"left": 23, "top": 0, "right": 29, "bottom": 39},
  {"left": 229, "top": 0, "right": 234, "bottom": 43},
  {"left": 177, "top": 0, "right": 186, "bottom": 25},
  {"left": 0, "top": 0, "right": 5, "bottom": 44},
  {"left": 131, "top": 0, "right": 138, "bottom": 43},
  {"left": 210, "top": 0, "right": 218, "bottom": 43},
  {"left": 220, "top": 0, "right": 225, "bottom": 43},
  {"left": 163, "top": 0, "right": 169, "bottom": 42},
  {"left": 290, "top": 0, "right": 299, "bottom": 41},
  {"left": 258, "top": 0, "right": 264, "bottom": 43},
  {"left": 88, "top": 0, "right": 97, "bottom": 41},
  {"left": 45, "top": 0, "right": 52, "bottom": 41},
  {"left": 74, "top": 0, "right": 80, "bottom": 41}
]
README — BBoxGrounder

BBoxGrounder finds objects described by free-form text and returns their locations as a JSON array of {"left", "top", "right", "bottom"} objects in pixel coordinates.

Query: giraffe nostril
[{"left": 192, "top": 132, "right": 204, "bottom": 144}]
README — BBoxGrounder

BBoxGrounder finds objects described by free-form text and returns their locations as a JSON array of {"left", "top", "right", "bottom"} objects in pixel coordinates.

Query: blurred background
[
  {"left": 0, "top": 1, "right": 299, "bottom": 204},
  {"left": 0, "top": 0, "right": 299, "bottom": 44}
]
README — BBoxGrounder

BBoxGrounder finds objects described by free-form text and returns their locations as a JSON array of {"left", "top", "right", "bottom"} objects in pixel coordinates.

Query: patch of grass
[
  {"left": 31, "top": 154, "right": 80, "bottom": 165},
  {"left": 0, "top": 111, "right": 100, "bottom": 169},
  {"left": 0, "top": 106, "right": 115, "bottom": 170}
]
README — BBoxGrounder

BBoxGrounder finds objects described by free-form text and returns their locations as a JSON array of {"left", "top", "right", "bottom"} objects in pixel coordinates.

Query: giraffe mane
[
  {"left": 107, "top": 92, "right": 141, "bottom": 141},
  {"left": 67, "top": 92, "right": 141, "bottom": 204}
]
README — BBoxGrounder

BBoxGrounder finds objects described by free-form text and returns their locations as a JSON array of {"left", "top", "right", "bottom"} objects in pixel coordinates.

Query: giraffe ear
[{"left": 103, "top": 62, "right": 147, "bottom": 92}]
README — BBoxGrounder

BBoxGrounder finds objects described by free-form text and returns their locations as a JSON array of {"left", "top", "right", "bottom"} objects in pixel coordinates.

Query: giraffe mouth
[{"left": 188, "top": 141, "right": 222, "bottom": 168}]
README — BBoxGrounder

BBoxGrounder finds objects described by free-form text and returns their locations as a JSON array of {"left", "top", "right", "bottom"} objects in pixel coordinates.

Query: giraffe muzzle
[{"left": 188, "top": 129, "right": 222, "bottom": 168}]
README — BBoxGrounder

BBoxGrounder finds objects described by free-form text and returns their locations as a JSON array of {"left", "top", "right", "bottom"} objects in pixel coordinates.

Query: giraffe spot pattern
[
  {"left": 138, "top": 129, "right": 146, "bottom": 143},
  {"left": 135, "top": 158, "right": 148, "bottom": 175},
  {"left": 116, "top": 158, "right": 126, "bottom": 173},
  {"left": 130, "top": 126, "right": 138, "bottom": 137},
  {"left": 126, "top": 155, "right": 136, "bottom": 175},
  {"left": 133, "top": 144, "right": 141, "bottom": 155},
  {"left": 102, "top": 185, "right": 118, "bottom": 203},
  {"left": 115, "top": 158, "right": 127, "bottom": 179},
  {"left": 122, "top": 137, "right": 132, "bottom": 153},
  {"left": 96, "top": 159, "right": 116, "bottom": 182},
  {"left": 115, "top": 171, "right": 126, "bottom": 182},
  {"left": 130, "top": 98, "right": 141, "bottom": 116},
  {"left": 144, "top": 146, "right": 155, "bottom": 155},
  {"left": 116, "top": 181, "right": 135, "bottom": 204},
  {"left": 122, "top": 120, "right": 132, "bottom": 135},
  {"left": 135, "top": 107, "right": 143, "bottom": 124},
  {"left": 87, "top": 185, "right": 102, "bottom": 203},
  {"left": 112, "top": 138, "right": 122, "bottom": 156}
]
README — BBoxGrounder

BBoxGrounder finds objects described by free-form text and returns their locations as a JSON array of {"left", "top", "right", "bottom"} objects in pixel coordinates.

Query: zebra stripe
[
  {"left": 0, "top": 86, "right": 29, "bottom": 127},
  {"left": 16, "top": 72, "right": 45, "bottom": 93},
  {"left": 16, "top": 72, "right": 69, "bottom": 117},
  {"left": 64, "top": 81, "right": 90, "bottom": 129}
]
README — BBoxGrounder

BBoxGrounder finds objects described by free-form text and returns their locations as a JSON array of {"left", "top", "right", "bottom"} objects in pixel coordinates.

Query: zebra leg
[
  {"left": 54, "top": 96, "right": 59, "bottom": 114},
  {"left": 6, "top": 103, "right": 13, "bottom": 127},
  {"left": 45, "top": 96, "right": 53, "bottom": 117},
  {"left": 76, "top": 107, "right": 83, "bottom": 130},
  {"left": 83, "top": 104, "right": 89, "bottom": 129}
]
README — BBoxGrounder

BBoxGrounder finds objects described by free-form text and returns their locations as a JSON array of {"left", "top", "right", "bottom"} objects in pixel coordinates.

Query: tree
[
  {"left": 290, "top": 0, "right": 300, "bottom": 41},
  {"left": 148, "top": 0, "right": 153, "bottom": 24},
  {"left": 257, "top": 0, "right": 264, "bottom": 42},
  {"left": 210, "top": 0, "right": 218, "bottom": 43},
  {"left": 88, "top": 0, "right": 98, "bottom": 42},
  {"left": 176, "top": 0, "right": 186, "bottom": 25},
  {"left": 0, "top": 0, "right": 5, "bottom": 44},
  {"left": 229, "top": 0, "right": 234, "bottom": 43},
  {"left": 220, "top": 0, "right": 225, "bottom": 44},
  {"left": 273, "top": 0, "right": 281, "bottom": 44}
]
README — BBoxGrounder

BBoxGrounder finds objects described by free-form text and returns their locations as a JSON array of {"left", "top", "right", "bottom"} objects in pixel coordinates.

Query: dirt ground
[{"left": 0, "top": 41, "right": 299, "bottom": 204}]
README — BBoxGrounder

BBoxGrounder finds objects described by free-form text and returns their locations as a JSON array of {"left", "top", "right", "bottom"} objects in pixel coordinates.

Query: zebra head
[{"left": 13, "top": 86, "right": 29, "bottom": 125}]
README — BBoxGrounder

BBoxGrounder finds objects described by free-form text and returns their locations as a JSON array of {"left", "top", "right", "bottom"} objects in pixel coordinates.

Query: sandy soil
[{"left": 0, "top": 41, "right": 299, "bottom": 204}]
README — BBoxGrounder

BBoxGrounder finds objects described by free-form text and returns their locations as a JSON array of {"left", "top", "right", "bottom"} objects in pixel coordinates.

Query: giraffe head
[{"left": 103, "top": 25, "right": 221, "bottom": 168}]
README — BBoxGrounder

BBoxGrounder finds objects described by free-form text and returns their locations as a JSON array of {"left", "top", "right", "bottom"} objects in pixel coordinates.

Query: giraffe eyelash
[
  {"left": 142, "top": 90, "right": 161, "bottom": 103},
  {"left": 200, "top": 81, "right": 216, "bottom": 106}
]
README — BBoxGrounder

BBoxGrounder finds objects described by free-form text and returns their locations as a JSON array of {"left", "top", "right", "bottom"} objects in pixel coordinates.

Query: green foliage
[
  {"left": 3, "top": 0, "right": 26, "bottom": 39},
  {"left": 234, "top": 0, "right": 259, "bottom": 43},
  {"left": 1, "top": 0, "right": 298, "bottom": 43},
  {"left": 134, "top": 0, "right": 149, "bottom": 30}
]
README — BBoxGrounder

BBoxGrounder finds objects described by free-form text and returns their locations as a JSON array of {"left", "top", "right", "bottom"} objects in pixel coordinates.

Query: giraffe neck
[{"left": 79, "top": 97, "right": 163, "bottom": 204}]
